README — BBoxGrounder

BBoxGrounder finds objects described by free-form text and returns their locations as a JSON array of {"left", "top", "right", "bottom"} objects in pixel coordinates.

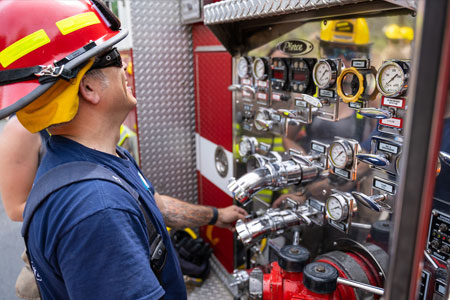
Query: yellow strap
[
  {"left": 56, "top": 12, "right": 101, "bottom": 36},
  {"left": 0, "top": 29, "right": 50, "bottom": 68}
]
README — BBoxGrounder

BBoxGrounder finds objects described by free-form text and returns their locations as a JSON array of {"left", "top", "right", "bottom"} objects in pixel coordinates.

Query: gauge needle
[
  {"left": 336, "top": 150, "right": 344, "bottom": 159},
  {"left": 386, "top": 74, "right": 399, "bottom": 84},
  {"left": 320, "top": 69, "right": 329, "bottom": 80},
  {"left": 331, "top": 206, "right": 340, "bottom": 210}
]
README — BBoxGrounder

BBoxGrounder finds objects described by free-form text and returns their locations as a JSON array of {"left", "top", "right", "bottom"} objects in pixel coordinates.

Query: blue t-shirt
[{"left": 25, "top": 136, "right": 186, "bottom": 300}]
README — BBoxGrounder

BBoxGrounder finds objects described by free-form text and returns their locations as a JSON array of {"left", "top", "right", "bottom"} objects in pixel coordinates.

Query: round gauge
[
  {"left": 313, "top": 59, "right": 337, "bottom": 89},
  {"left": 376, "top": 61, "right": 409, "bottom": 97},
  {"left": 270, "top": 58, "right": 289, "bottom": 91},
  {"left": 289, "top": 58, "right": 311, "bottom": 93},
  {"left": 252, "top": 58, "right": 268, "bottom": 80},
  {"left": 329, "top": 140, "right": 353, "bottom": 169},
  {"left": 239, "top": 137, "right": 258, "bottom": 157},
  {"left": 237, "top": 56, "right": 251, "bottom": 79},
  {"left": 325, "top": 195, "right": 348, "bottom": 222},
  {"left": 254, "top": 110, "right": 269, "bottom": 131}
]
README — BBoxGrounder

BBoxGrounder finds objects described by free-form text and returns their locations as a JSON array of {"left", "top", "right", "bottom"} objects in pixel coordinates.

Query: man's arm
[
  {"left": 154, "top": 193, "right": 247, "bottom": 230},
  {"left": 0, "top": 117, "right": 41, "bottom": 221}
]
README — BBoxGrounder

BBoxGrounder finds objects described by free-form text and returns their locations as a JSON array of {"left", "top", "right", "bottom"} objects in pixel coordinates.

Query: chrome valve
[
  {"left": 357, "top": 153, "right": 390, "bottom": 166},
  {"left": 235, "top": 206, "right": 315, "bottom": 246},
  {"left": 351, "top": 192, "right": 392, "bottom": 213},
  {"left": 358, "top": 107, "right": 392, "bottom": 119},
  {"left": 228, "top": 155, "right": 322, "bottom": 205}
]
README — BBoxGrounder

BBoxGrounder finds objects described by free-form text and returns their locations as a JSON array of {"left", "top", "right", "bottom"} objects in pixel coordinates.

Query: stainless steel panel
[{"left": 130, "top": 0, "right": 198, "bottom": 203}]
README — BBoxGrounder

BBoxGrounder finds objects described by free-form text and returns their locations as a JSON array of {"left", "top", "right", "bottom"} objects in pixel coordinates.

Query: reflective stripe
[
  {"left": 56, "top": 12, "right": 101, "bottom": 36},
  {"left": 0, "top": 29, "right": 50, "bottom": 68}
]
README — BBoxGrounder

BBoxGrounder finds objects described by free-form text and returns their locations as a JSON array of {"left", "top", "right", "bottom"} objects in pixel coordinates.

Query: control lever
[
  {"left": 255, "top": 119, "right": 274, "bottom": 130},
  {"left": 336, "top": 277, "right": 384, "bottom": 296},
  {"left": 298, "top": 94, "right": 323, "bottom": 108},
  {"left": 439, "top": 151, "right": 450, "bottom": 167},
  {"left": 228, "top": 84, "right": 242, "bottom": 91},
  {"left": 242, "top": 85, "right": 256, "bottom": 94},
  {"left": 278, "top": 109, "right": 302, "bottom": 136},
  {"left": 351, "top": 192, "right": 392, "bottom": 213},
  {"left": 357, "top": 153, "right": 390, "bottom": 166},
  {"left": 358, "top": 107, "right": 392, "bottom": 119}
]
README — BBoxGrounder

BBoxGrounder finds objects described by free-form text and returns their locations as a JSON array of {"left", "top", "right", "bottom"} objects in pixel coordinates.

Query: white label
[
  {"left": 311, "top": 143, "right": 325, "bottom": 153},
  {"left": 349, "top": 102, "right": 362, "bottom": 109},
  {"left": 352, "top": 60, "right": 367, "bottom": 68},
  {"left": 272, "top": 114, "right": 281, "bottom": 122},
  {"left": 243, "top": 91, "right": 252, "bottom": 97},
  {"left": 295, "top": 100, "right": 307, "bottom": 108},
  {"left": 257, "top": 80, "right": 267, "bottom": 88},
  {"left": 334, "top": 168, "right": 350, "bottom": 179},
  {"left": 374, "top": 179, "right": 394, "bottom": 193},
  {"left": 273, "top": 93, "right": 281, "bottom": 101},
  {"left": 242, "top": 79, "right": 251, "bottom": 85},
  {"left": 437, "top": 281, "right": 446, "bottom": 295},
  {"left": 319, "top": 89, "right": 334, "bottom": 98},
  {"left": 378, "top": 142, "right": 399, "bottom": 154},
  {"left": 382, "top": 97, "right": 405, "bottom": 108},
  {"left": 380, "top": 117, "right": 402, "bottom": 128},
  {"left": 257, "top": 93, "right": 267, "bottom": 100}
]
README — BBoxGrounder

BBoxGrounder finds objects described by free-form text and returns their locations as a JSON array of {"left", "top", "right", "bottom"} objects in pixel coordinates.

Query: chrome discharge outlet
[
  {"left": 228, "top": 155, "right": 322, "bottom": 206},
  {"left": 235, "top": 205, "right": 318, "bottom": 246}
]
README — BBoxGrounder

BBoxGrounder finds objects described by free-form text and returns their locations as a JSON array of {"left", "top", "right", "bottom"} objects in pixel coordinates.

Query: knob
[
  {"left": 278, "top": 245, "right": 310, "bottom": 272},
  {"left": 303, "top": 262, "right": 338, "bottom": 294},
  {"left": 299, "top": 94, "right": 323, "bottom": 108},
  {"left": 358, "top": 107, "right": 392, "bottom": 119},
  {"left": 440, "top": 244, "right": 450, "bottom": 254},
  {"left": 228, "top": 84, "right": 242, "bottom": 91},
  {"left": 280, "top": 94, "right": 291, "bottom": 101},
  {"left": 351, "top": 192, "right": 392, "bottom": 213},
  {"left": 357, "top": 153, "right": 390, "bottom": 166},
  {"left": 439, "top": 223, "right": 448, "bottom": 233},
  {"left": 431, "top": 239, "right": 440, "bottom": 249}
]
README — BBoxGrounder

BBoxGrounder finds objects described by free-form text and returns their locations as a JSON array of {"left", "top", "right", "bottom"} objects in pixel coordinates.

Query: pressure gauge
[
  {"left": 239, "top": 137, "right": 258, "bottom": 157},
  {"left": 376, "top": 60, "right": 410, "bottom": 97},
  {"left": 326, "top": 194, "right": 349, "bottom": 222},
  {"left": 313, "top": 59, "right": 338, "bottom": 89},
  {"left": 254, "top": 110, "right": 270, "bottom": 131},
  {"left": 252, "top": 57, "right": 268, "bottom": 80},
  {"left": 270, "top": 58, "right": 289, "bottom": 91},
  {"left": 329, "top": 140, "right": 354, "bottom": 169},
  {"left": 237, "top": 56, "right": 251, "bottom": 79},
  {"left": 289, "top": 58, "right": 313, "bottom": 93}
]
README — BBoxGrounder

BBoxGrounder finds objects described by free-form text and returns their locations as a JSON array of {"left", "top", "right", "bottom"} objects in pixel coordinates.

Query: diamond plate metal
[
  {"left": 204, "top": 0, "right": 418, "bottom": 24},
  {"left": 131, "top": 0, "right": 198, "bottom": 203}
]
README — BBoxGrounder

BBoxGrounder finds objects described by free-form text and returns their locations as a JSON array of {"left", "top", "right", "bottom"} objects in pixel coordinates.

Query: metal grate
[{"left": 130, "top": 0, "right": 198, "bottom": 203}]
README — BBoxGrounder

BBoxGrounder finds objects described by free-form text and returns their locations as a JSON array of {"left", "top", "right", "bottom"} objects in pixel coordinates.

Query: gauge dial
[
  {"left": 326, "top": 195, "right": 348, "bottom": 222},
  {"left": 376, "top": 61, "right": 409, "bottom": 97},
  {"left": 237, "top": 56, "right": 251, "bottom": 79},
  {"left": 254, "top": 110, "right": 269, "bottom": 131},
  {"left": 239, "top": 137, "right": 258, "bottom": 157},
  {"left": 252, "top": 58, "right": 268, "bottom": 80},
  {"left": 329, "top": 140, "right": 353, "bottom": 169},
  {"left": 313, "top": 59, "right": 337, "bottom": 89}
]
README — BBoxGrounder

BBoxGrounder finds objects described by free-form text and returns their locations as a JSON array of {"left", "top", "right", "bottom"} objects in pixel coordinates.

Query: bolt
[
  {"left": 315, "top": 265, "right": 326, "bottom": 273},
  {"left": 333, "top": 241, "right": 338, "bottom": 246},
  {"left": 289, "top": 248, "right": 300, "bottom": 254}
]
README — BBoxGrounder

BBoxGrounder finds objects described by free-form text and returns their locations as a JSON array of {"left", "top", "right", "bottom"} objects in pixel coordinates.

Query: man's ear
[{"left": 79, "top": 75, "right": 101, "bottom": 105}]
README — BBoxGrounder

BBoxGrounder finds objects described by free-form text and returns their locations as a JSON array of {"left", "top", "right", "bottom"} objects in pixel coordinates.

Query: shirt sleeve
[{"left": 55, "top": 207, "right": 165, "bottom": 300}]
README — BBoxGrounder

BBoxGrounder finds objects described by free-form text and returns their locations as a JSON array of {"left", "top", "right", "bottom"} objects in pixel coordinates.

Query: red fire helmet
[{"left": 0, "top": 0, "right": 128, "bottom": 118}]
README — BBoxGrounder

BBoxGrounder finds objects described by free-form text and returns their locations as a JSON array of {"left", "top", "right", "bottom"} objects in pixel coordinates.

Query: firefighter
[{"left": 0, "top": 1, "right": 246, "bottom": 299}]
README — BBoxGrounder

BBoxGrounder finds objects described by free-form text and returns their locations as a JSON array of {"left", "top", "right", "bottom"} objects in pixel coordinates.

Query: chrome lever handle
[
  {"left": 228, "top": 84, "right": 242, "bottom": 91},
  {"left": 439, "top": 151, "right": 450, "bottom": 166},
  {"left": 357, "top": 153, "right": 390, "bottom": 166},
  {"left": 358, "top": 108, "right": 392, "bottom": 119},
  {"left": 278, "top": 109, "right": 298, "bottom": 118},
  {"left": 351, "top": 192, "right": 392, "bottom": 213},
  {"left": 255, "top": 119, "right": 274, "bottom": 130},
  {"left": 242, "top": 85, "right": 256, "bottom": 94},
  {"left": 298, "top": 94, "right": 323, "bottom": 108}
]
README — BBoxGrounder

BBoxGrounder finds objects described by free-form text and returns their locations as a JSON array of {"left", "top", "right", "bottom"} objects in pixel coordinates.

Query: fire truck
[{"left": 1, "top": 0, "right": 450, "bottom": 299}]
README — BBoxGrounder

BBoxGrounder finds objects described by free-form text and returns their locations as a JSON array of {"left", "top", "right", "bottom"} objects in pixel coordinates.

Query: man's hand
[{"left": 215, "top": 205, "right": 247, "bottom": 230}]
